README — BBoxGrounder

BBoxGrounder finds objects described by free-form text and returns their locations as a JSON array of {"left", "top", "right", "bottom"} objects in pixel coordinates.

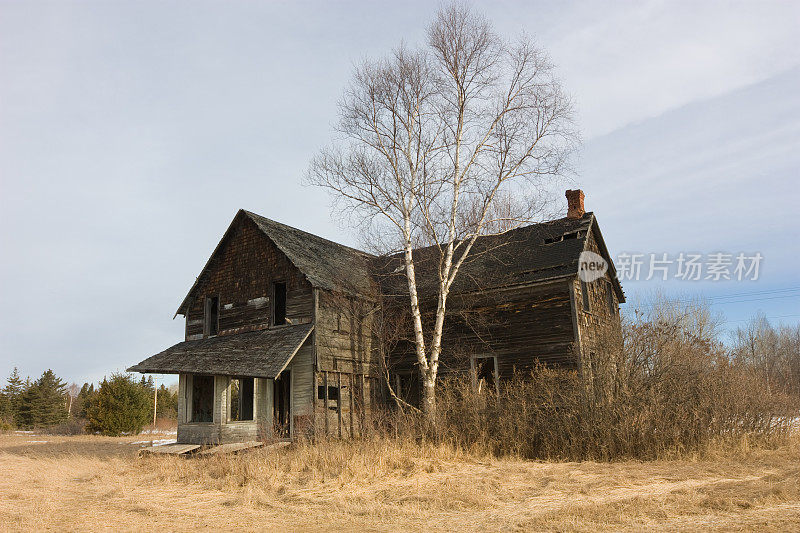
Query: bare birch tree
[{"left": 307, "top": 4, "right": 577, "bottom": 422}]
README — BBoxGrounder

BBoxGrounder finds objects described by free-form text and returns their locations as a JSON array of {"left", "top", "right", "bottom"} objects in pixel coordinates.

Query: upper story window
[
  {"left": 272, "top": 281, "right": 287, "bottom": 326},
  {"left": 204, "top": 296, "right": 219, "bottom": 337},
  {"left": 580, "top": 281, "right": 590, "bottom": 313}
]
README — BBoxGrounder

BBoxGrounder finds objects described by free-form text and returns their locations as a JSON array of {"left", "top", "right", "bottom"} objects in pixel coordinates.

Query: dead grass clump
[{"left": 146, "top": 436, "right": 476, "bottom": 493}]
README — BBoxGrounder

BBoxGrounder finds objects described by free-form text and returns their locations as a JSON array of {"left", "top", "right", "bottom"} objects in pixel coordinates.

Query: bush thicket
[
  {"left": 381, "top": 297, "right": 799, "bottom": 460},
  {"left": 86, "top": 373, "right": 152, "bottom": 436}
]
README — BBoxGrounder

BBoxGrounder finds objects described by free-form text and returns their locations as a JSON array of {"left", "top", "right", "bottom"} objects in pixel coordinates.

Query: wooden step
[
  {"left": 195, "top": 441, "right": 265, "bottom": 455},
  {"left": 139, "top": 443, "right": 201, "bottom": 456},
  {"left": 196, "top": 440, "right": 291, "bottom": 456}
]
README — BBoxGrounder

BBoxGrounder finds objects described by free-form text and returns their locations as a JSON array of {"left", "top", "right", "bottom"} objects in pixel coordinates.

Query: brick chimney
[{"left": 566, "top": 189, "right": 585, "bottom": 219}]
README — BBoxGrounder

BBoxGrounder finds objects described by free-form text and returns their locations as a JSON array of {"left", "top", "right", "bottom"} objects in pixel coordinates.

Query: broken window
[
  {"left": 229, "top": 377, "right": 254, "bottom": 421},
  {"left": 317, "top": 385, "right": 339, "bottom": 401},
  {"left": 204, "top": 296, "right": 219, "bottom": 337},
  {"left": 272, "top": 281, "right": 287, "bottom": 326},
  {"left": 581, "top": 281, "right": 591, "bottom": 313},
  {"left": 473, "top": 356, "right": 498, "bottom": 394},
  {"left": 191, "top": 374, "right": 214, "bottom": 423}
]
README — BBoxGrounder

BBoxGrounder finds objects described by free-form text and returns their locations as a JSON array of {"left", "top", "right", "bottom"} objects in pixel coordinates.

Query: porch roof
[{"left": 127, "top": 323, "right": 313, "bottom": 378}]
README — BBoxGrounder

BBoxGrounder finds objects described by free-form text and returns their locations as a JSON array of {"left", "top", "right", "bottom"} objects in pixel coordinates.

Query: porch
[{"left": 128, "top": 323, "right": 315, "bottom": 444}]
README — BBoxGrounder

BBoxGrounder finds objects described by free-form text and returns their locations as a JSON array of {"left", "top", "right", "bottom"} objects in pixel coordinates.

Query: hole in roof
[{"left": 544, "top": 230, "right": 582, "bottom": 245}]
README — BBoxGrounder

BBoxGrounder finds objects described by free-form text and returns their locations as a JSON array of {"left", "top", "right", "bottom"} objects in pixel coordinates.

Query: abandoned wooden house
[{"left": 129, "top": 189, "right": 624, "bottom": 443}]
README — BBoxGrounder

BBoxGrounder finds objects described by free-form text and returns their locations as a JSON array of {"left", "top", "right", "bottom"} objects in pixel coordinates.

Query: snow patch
[{"left": 131, "top": 438, "right": 177, "bottom": 446}]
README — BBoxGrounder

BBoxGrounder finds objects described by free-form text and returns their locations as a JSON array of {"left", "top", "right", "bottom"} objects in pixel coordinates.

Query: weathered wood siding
[
  {"left": 390, "top": 280, "right": 577, "bottom": 379},
  {"left": 184, "top": 217, "right": 313, "bottom": 340},
  {"left": 287, "top": 341, "right": 315, "bottom": 436},
  {"left": 312, "top": 289, "right": 380, "bottom": 437},
  {"left": 314, "top": 290, "right": 375, "bottom": 373},
  {"left": 572, "top": 227, "right": 623, "bottom": 373}
]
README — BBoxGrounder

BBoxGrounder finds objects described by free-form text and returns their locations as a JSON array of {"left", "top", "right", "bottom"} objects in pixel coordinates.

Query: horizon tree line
[{"left": 0, "top": 368, "right": 178, "bottom": 434}]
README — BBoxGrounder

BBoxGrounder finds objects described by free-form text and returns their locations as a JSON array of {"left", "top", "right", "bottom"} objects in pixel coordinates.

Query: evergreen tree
[
  {"left": 16, "top": 369, "right": 68, "bottom": 429},
  {"left": 75, "top": 383, "right": 96, "bottom": 420},
  {"left": 87, "top": 373, "right": 151, "bottom": 436},
  {"left": 155, "top": 383, "right": 178, "bottom": 419},
  {"left": 3, "top": 367, "right": 25, "bottom": 425},
  {"left": 139, "top": 376, "right": 154, "bottom": 393},
  {"left": 0, "top": 391, "right": 10, "bottom": 426}
]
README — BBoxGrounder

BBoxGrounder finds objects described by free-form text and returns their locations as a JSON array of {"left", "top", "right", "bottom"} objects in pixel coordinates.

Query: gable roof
[
  {"left": 243, "top": 211, "right": 375, "bottom": 296},
  {"left": 127, "top": 323, "right": 313, "bottom": 378},
  {"left": 176, "top": 209, "right": 624, "bottom": 317},
  {"left": 374, "top": 213, "right": 625, "bottom": 302},
  {"left": 175, "top": 210, "right": 375, "bottom": 316}
]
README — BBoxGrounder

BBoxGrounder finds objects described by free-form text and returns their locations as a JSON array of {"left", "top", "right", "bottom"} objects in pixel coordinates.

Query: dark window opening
[
  {"left": 205, "top": 296, "right": 219, "bottom": 337},
  {"left": 394, "top": 372, "right": 420, "bottom": 407},
  {"left": 229, "top": 377, "right": 254, "bottom": 421},
  {"left": 581, "top": 281, "right": 591, "bottom": 313},
  {"left": 335, "top": 312, "right": 350, "bottom": 334},
  {"left": 191, "top": 375, "right": 214, "bottom": 423},
  {"left": 318, "top": 385, "right": 339, "bottom": 401},
  {"left": 474, "top": 356, "right": 498, "bottom": 394},
  {"left": 272, "top": 282, "right": 287, "bottom": 326}
]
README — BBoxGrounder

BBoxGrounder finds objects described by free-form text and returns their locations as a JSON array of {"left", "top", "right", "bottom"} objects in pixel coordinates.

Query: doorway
[
  {"left": 273, "top": 370, "right": 291, "bottom": 437},
  {"left": 472, "top": 355, "right": 499, "bottom": 394}
]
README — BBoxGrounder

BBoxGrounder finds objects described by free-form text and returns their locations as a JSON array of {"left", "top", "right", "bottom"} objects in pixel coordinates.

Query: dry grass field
[{"left": 1, "top": 432, "right": 799, "bottom": 532}]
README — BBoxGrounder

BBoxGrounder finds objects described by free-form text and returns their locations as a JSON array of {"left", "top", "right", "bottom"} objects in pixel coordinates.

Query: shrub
[
  {"left": 86, "top": 373, "right": 151, "bottom": 436},
  {"left": 380, "top": 296, "right": 799, "bottom": 461}
]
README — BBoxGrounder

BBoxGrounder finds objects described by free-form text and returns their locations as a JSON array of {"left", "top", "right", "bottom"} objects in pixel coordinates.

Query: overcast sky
[{"left": 1, "top": 0, "right": 798, "bottom": 385}]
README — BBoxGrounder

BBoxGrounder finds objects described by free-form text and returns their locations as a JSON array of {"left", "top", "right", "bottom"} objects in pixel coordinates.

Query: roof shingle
[
  {"left": 127, "top": 324, "right": 313, "bottom": 378},
  {"left": 243, "top": 211, "right": 375, "bottom": 297}
]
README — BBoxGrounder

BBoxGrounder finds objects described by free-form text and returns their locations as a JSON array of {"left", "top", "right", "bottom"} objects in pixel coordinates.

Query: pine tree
[
  {"left": 3, "top": 368, "right": 24, "bottom": 425},
  {"left": 87, "top": 374, "right": 151, "bottom": 436},
  {"left": 75, "top": 383, "right": 96, "bottom": 420},
  {"left": 16, "top": 370, "right": 68, "bottom": 429},
  {"left": 139, "top": 376, "right": 154, "bottom": 393},
  {"left": 155, "top": 384, "right": 178, "bottom": 419},
  {"left": 15, "top": 384, "right": 38, "bottom": 428}
]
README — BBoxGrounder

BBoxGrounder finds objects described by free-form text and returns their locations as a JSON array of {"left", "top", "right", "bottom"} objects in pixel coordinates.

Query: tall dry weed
[{"left": 379, "top": 296, "right": 799, "bottom": 461}]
